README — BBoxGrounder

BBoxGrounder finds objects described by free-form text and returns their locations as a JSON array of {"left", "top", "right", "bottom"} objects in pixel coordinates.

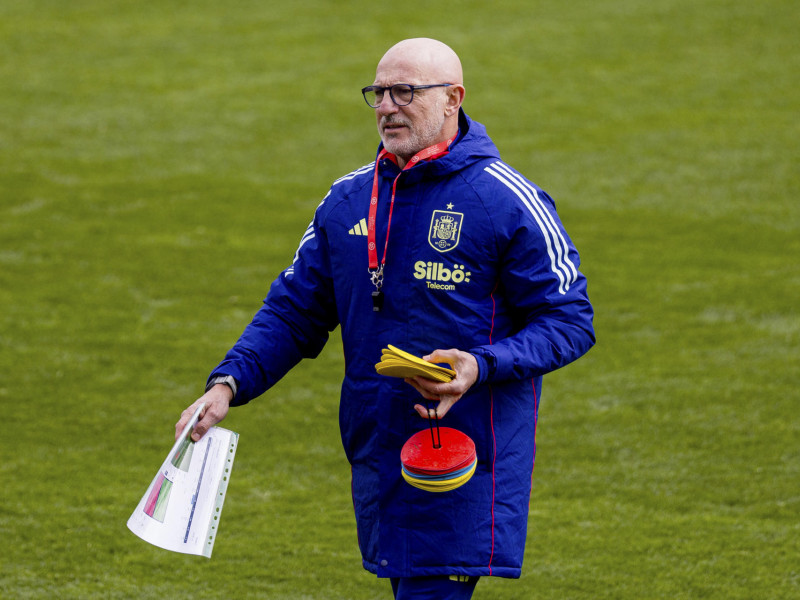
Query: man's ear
[{"left": 444, "top": 85, "right": 466, "bottom": 117}]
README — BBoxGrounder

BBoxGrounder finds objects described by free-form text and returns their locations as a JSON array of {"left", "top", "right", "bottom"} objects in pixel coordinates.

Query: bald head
[
  {"left": 376, "top": 38, "right": 463, "bottom": 87},
  {"left": 371, "top": 38, "right": 466, "bottom": 166}
]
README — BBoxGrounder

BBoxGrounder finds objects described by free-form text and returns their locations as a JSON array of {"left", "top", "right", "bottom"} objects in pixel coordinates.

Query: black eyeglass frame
[{"left": 361, "top": 83, "right": 453, "bottom": 108}]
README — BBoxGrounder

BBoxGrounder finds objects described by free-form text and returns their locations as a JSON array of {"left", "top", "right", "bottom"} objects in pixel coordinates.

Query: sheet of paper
[{"left": 127, "top": 404, "right": 239, "bottom": 558}]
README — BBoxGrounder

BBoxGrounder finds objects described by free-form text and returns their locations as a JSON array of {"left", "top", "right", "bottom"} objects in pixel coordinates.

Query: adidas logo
[{"left": 348, "top": 218, "right": 368, "bottom": 236}]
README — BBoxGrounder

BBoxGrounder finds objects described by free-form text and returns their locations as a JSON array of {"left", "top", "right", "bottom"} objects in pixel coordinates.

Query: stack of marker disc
[
  {"left": 400, "top": 427, "right": 477, "bottom": 492},
  {"left": 375, "top": 345, "right": 476, "bottom": 492},
  {"left": 375, "top": 345, "right": 455, "bottom": 382}
]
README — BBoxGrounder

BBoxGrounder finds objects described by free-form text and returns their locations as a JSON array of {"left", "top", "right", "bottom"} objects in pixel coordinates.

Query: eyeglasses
[{"left": 361, "top": 83, "right": 452, "bottom": 108}]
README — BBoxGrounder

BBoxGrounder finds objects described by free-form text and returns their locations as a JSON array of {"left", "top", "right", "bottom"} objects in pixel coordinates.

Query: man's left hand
[{"left": 404, "top": 348, "right": 479, "bottom": 419}]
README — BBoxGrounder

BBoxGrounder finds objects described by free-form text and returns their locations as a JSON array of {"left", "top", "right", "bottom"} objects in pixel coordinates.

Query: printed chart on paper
[{"left": 127, "top": 406, "right": 239, "bottom": 558}]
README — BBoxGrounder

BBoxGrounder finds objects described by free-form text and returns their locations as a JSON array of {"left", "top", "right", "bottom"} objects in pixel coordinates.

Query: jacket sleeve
[
  {"left": 469, "top": 187, "right": 595, "bottom": 383},
  {"left": 208, "top": 201, "right": 339, "bottom": 405}
]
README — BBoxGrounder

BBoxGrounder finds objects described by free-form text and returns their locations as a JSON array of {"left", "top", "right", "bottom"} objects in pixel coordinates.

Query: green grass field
[{"left": 2, "top": 1, "right": 798, "bottom": 598}]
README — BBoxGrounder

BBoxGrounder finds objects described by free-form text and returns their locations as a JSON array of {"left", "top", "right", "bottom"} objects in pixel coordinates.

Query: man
[{"left": 176, "top": 38, "right": 594, "bottom": 599}]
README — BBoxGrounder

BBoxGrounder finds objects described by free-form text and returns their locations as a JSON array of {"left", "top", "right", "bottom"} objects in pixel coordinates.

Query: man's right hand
[{"left": 174, "top": 384, "right": 232, "bottom": 442}]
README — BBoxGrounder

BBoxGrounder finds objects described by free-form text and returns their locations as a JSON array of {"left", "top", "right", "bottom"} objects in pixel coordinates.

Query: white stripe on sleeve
[{"left": 485, "top": 161, "right": 577, "bottom": 294}]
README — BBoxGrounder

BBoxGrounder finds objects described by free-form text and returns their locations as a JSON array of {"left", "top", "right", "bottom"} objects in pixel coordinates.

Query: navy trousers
[{"left": 390, "top": 576, "right": 479, "bottom": 600}]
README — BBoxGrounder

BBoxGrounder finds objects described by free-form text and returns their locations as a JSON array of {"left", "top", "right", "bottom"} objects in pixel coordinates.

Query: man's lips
[{"left": 382, "top": 121, "right": 408, "bottom": 134}]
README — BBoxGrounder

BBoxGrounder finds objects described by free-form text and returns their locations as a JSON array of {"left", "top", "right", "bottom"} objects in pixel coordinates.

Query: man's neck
[{"left": 388, "top": 132, "right": 458, "bottom": 170}]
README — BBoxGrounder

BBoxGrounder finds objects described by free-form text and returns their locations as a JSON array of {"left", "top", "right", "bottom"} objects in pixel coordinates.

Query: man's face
[{"left": 372, "top": 60, "right": 450, "bottom": 162}]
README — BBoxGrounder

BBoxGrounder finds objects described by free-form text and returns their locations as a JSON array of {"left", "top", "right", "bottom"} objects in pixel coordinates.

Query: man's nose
[{"left": 377, "top": 92, "right": 399, "bottom": 115}]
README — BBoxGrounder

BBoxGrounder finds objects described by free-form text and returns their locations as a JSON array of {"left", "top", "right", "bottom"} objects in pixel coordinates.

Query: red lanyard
[{"left": 367, "top": 137, "right": 454, "bottom": 275}]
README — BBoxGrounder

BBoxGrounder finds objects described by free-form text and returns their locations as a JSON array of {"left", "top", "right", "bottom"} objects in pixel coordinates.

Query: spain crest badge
[{"left": 428, "top": 210, "right": 464, "bottom": 252}]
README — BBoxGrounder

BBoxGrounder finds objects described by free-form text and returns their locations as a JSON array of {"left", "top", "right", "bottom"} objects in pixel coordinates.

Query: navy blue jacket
[{"left": 210, "top": 111, "right": 595, "bottom": 578}]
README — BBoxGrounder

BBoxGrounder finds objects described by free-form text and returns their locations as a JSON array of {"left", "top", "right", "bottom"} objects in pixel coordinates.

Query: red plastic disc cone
[{"left": 401, "top": 427, "right": 476, "bottom": 476}]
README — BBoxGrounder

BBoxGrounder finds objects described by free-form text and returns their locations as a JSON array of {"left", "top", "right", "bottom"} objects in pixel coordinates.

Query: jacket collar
[{"left": 375, "top": 110, "right": 500, "bottom": 182}]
